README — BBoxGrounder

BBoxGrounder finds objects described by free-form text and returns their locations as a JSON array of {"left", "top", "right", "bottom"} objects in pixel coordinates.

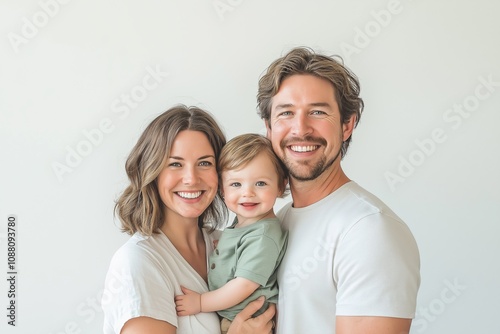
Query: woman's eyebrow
[{"left": 168, "top": 155, "right": 215, "bottom": 160}]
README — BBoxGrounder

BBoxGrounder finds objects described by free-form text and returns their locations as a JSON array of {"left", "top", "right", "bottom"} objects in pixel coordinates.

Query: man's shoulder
[
  {"left": 276, "top": 202, "right": 293, "bottom": 221},
  {"left": 279, "top": 181, "right": 402, "bottom": 224},
  {"left": 341, "top": 182, "right": 402, "bottom": 221}
]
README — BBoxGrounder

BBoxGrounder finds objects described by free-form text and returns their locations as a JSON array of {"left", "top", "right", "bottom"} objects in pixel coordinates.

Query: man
[{"left": 256, "top": 47, "right": 420, "bottom": 334}]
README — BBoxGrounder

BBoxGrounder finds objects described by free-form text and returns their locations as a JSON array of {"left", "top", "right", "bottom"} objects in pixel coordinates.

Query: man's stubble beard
[{"left": 281, "top": 144, "right": 342, "bottom": 182}]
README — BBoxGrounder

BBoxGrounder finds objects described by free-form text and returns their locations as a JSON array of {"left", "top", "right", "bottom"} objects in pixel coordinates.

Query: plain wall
[{"left": 1, "top": 0, "right": 499, "bottom": 333}]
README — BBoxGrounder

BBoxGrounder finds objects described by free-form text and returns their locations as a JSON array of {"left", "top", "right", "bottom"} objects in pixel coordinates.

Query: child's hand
[{"left": 175, "top": 286, "right": 202, "bottom": 316}]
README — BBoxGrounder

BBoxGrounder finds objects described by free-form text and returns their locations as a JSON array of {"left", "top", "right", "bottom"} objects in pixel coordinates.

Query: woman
[{"left": 102, "top": 105, "right": 275, "bottom": 333}]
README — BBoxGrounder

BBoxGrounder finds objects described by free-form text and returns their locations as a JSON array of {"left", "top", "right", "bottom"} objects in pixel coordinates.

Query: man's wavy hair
[
  {"left": 115, "top": 105, "right": 227, "bottom": 236},
  {"left": 257, "top": 47, "right": 364, "bottom": 157}
]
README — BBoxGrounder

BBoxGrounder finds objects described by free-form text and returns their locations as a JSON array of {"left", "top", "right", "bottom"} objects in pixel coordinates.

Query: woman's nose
[{"left": 182, "top": 167, "right": 199, "bottom": 185}]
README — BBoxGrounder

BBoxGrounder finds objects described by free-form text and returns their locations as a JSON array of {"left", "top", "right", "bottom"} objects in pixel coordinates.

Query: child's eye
[
  {"left": 256, "top": 181, "right": 267, "bottom": 187},
  {"left": 230, "top": 182, "right": 241, "bottom": 187}
]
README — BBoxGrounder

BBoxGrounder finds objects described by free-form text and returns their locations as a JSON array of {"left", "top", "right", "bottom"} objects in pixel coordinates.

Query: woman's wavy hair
[
  {"left": 115, "top": 105, "right": 227, "bottom": 236},
  {"left": 257, "top": 47, "right": 364, "bottom": 158}
]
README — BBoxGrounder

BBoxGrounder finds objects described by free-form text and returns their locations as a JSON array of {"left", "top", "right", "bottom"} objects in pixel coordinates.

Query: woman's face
[{"left": 157, "top": 130, "right": 218, "bottom": 222}]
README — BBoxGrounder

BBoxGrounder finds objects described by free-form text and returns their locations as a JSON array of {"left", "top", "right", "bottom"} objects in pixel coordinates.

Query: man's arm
[
  {"left": 336, "top": 316, "right": 411, "bottom": 334},
  {"left": 175, "top": 277, "right": 260, "bottom": 315},
  {"left": 227, "top": 296, "right": 275, "bottom": 334}
]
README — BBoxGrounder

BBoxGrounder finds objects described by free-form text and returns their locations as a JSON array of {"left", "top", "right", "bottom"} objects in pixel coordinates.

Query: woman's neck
[
  {"left": 160, "top": 214, "right": 203, "bottom": 251},
  {"left": 160, "top": 213, "right": 208, "bottom": 281}
]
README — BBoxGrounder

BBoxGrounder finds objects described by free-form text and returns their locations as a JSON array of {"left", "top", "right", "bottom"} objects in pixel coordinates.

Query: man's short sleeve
[{"left": 334, "top": 213, "right": 420, "bottom": 318}]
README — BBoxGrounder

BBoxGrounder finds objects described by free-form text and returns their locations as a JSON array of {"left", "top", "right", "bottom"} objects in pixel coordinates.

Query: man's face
[{"left": 266, "top": 74, "right": 354, "bottom": 181}]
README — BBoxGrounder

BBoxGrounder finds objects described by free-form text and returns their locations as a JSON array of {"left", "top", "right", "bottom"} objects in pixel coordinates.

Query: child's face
[{"left": 221, "top": 152, "right": 282, "bottom": 226}]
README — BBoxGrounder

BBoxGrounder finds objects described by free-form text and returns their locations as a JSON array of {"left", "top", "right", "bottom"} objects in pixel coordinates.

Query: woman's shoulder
[
  {"left": 106, "top": 232, "right": 177, "bottom": 291},
  {"left": 110, "top": 232, "right": 168, "bottom": 269}
]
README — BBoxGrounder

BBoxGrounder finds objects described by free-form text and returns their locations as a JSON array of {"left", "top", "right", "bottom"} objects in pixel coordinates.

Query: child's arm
[{"left": 175, "top": 277, "right": 260, "bottom": 316}]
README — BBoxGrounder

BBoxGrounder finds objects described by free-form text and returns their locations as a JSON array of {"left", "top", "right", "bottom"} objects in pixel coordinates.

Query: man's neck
[{"left": 289, "top": 166, "right": 351, "bottom": 208}]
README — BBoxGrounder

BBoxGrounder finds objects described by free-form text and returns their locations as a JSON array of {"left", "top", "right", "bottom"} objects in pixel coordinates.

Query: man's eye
[{"left": 311, "top": 110, "right": 327, "bottom": 115}]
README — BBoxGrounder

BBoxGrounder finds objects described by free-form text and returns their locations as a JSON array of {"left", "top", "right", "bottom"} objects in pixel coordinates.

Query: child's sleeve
[{"left": 233, "top": 224, "right": 287, "bottom": 286}]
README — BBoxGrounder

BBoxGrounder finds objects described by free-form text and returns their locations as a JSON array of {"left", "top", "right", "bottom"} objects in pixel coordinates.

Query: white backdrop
[{"left": 1, "top": 0, "right": 499, "bottom": 333}]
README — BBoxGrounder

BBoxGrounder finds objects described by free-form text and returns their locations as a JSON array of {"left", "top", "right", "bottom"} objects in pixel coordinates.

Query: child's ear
[
  {"left": 280, "top": 178, "right": 289, "bottom": 197},
  {"left": 218, "top": 177, "right": 224, "bottom": 198}
]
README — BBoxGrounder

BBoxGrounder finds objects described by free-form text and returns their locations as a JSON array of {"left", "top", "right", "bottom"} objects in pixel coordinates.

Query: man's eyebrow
[
  {"left": 274, "top": 102, "right": 332, "bottom": 109},
  {"left": 309, "top": 102, "right": 332, "bottom": 108},
  {"left": 274, "top": 103, "right": 294, "bottom": 110}
]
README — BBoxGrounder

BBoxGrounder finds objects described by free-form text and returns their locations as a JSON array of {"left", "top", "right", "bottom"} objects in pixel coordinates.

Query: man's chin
[
  {"left": 286, "top": 158, "right": 333, "bottom": 182},
  {"left": 288, "top": 167, "right": 321, "bottom": 182}
]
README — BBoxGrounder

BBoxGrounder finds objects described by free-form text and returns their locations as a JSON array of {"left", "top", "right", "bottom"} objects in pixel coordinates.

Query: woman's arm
[
  {"left": 121, "top": 316, "right": 176, "bottom": 334},
  {"left": 175, "top": 277, "right": 260, "bottom": 315}
]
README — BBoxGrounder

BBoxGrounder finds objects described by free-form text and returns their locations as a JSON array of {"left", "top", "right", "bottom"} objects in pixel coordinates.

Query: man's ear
[
  {"left": 265, "top": 120, "right": 272, "bottom": 139},
  {"left": 342, "top": 114, "right": 357, "bottom": 142}
]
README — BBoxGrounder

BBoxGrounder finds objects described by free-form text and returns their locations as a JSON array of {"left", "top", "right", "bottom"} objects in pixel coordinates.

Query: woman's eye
[
  {"left": 199, "top": 161, "right": 213, "bottom": 167},
  {"left": 169, "top": 162, "right": 181, "bottom": 167}
]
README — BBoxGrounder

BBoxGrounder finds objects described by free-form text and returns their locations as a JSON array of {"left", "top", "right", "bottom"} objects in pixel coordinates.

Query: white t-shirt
[
  {"left": 102, "top": 228, "right": 221, "bottom": 334},
  {"left": 276, "top": 181, "right": 420, "bottom": 334}
]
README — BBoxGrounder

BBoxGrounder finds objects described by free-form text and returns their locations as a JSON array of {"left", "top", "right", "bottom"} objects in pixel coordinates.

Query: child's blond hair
[{"left": 218, "top": 133, "right": 288, "bottom": 196}]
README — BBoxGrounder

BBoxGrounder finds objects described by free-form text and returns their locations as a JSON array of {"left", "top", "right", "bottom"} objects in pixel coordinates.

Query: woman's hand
[{"left": 227, "top": 296, "right": 276, "bottom": 334}]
